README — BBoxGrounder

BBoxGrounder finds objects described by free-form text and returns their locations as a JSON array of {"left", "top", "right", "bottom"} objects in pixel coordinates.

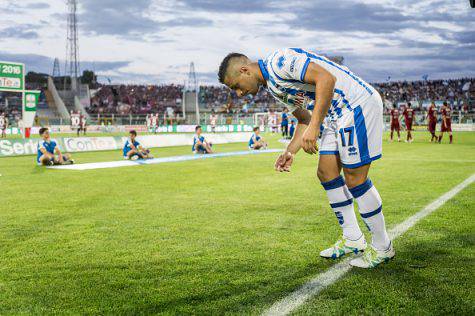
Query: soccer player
[
  {"left": 281, "top": 108, "right": 289, "bottom": 138},
  {"left": 37, "top": 127, "right": 74, "bottom": 165},
  {"left": 79, "top": 113, "right": 87, "bottom": 136},
  {"left": 70, "top": 110, "right": 81, "bottom": 136},
  {"left": 193, "top": 125, "right": 213, "bottom": 154},
  {"left": 249, "top": 127, "right": 268, "bottom": 150},
  {"left": 389, "top": 104, "right": 401, "bottom": 142},
  {"left": 151, "top": 113, "right": 159, "bottom": 134},
  {"left": 0, "top": 112, "right": 8, "bottom": 138},
  {"left": 427, "top": 101, "right": 438, "bottom": 142},
  {"left": 123, "top": 130, "right": 153, "bottom": 160},
  {"left": 438, "top": 101, "right": 453, "bottom": 144},
  {"left": 402, "top": 102, "right": 414, "bottom": 142},
  {"left": 210, "top": 111, "right": 218, "bottom": 133},
  {"left": 218, "top": 48, "right": 394, "bottom": 268}
]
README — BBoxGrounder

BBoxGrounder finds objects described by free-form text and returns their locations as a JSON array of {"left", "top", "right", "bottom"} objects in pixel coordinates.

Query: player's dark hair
[
  {"left": 39, "top": 127, "right": 48, "bottom": 135},
  {"left": 443, "top": 101, "right": 448, "bottom": 106},
  {"left": 195, "top": 125, "right": 201, "bottom": 131},
  {"left": 253, "top": 126, "right": 259, "bottom": 132},
  {"left": 218, "top": 53, "right": 247, "bottom": 84},
  {"left": 407, "top": 102, "right": 411, "bottom": 107},
  {"left": 129, "top": 130, "right": 137, "bottom": 136}
]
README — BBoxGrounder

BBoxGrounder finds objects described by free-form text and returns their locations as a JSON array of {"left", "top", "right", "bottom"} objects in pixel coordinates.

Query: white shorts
[{"left": 318, "top": 93, "right": 383, "bottom": 169}]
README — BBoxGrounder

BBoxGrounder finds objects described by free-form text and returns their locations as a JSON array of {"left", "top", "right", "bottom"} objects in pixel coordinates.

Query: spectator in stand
[{"left": 84, "top": 78, "right": 474, "bottom": 117}]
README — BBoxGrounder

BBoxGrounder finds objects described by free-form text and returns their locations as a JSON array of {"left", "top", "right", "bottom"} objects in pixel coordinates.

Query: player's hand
[
  {"left": 301, "top": 125, "right": 319, "bottom": 155},
  {"left": 274, "top": 151, "right": 294, "bottom": 172}
]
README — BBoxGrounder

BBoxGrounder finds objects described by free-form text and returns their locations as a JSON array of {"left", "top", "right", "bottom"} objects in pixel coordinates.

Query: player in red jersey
[
  {"left": 427, "top": 102, "right": 438, "bottom": 142},
  {"left": 438, "top": 101, "right": 453, "bottom": 144},
  {"left": 402, "top": 102, "right": 414, "bottom": 143},
  {"left": 389, "top": 104, "right": 401, "bottom": 142}
]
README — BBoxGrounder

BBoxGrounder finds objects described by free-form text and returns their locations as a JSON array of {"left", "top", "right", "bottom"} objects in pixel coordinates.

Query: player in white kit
[
  {"left": 210, "top": 111, "right": 218, "bottom": 133},
  {"left": 0, "top": 112, "right": 8, "bottom": 138},
  {"left": 70, "top": 111, "right": 81, "bottom": 136},
  {"left": 218, "top": 48, "right": 394, "bottom": 268}
]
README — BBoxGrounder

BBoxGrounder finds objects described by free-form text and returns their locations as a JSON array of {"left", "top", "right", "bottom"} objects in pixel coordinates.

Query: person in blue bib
[
  {"left": 37, "top": 127, "right": 73, "bottom": 166},
  {"left": 193, "top": 125, "right": 213, "bottom": 154},
  {"left": 123, "top": 130, "right": 153, "bottom": 160},
  {"left": 249, "top": 126, "right": 267, "bottom": 150},
  {"left": 289, "top": 119, "right": 296, "bottom": 139},
  {"left": 281, "top": 108, "right": 289, "bottom": 138}
]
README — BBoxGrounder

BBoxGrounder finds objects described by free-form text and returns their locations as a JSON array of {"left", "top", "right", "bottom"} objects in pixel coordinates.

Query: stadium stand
[
  {"left": 1, "top": 76, "right": 473, "bottom": 127},
  {"left": 87, "top": 78, "right": 474, "bottom": 115}
]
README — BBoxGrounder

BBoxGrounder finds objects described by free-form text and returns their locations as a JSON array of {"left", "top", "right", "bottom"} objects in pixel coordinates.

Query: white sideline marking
[
  {"left": 47, "top": 149, "right": 281, "bottom": 170},
  {"left": 262, "top": 173, "right": 475, "bottom": 316}
]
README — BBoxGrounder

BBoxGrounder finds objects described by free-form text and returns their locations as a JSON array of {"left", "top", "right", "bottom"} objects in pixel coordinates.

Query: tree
[{"left": 81, "top": 70, "right": 96, "bottom": 85}]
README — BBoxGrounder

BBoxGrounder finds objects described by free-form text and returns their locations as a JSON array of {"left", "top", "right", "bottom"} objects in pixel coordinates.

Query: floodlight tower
[
  {"left": 52, "top": 57, "right": 61, "bottom": 77},
  {"left": 184, "top": 62, "right": 200, "bottom": 123},
  {"left": 64, "top": 0, "right": 80, "bottom": 92}
]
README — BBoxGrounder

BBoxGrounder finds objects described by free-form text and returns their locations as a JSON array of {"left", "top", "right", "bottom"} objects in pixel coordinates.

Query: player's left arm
[{"left": 300, "top": 62, "right": 336, "bottom": 154}]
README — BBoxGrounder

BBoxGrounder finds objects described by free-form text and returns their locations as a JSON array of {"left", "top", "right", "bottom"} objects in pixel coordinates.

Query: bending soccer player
[
  {"left": 249, "top": 126, "right": 268, "bottom": 150},
  {"left": 193, "top": 125, "right": 213, "bottom": 154},
  {"left": 123, "top": 130, "right": 153, "bottom": 160},
  {"left": 37, "top": 127, "right": 74, "bottom": 165},
  {"left": 219, "top": 48, "right": 394, "bottom": 268}
]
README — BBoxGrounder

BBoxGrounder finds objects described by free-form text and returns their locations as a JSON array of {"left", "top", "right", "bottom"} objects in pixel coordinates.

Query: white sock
[
  {"left": 349, "top": 178, "right": 391, "bottom": 250},
  {"left": 321, "top": 175, "right": 363, "bottom": 241}
]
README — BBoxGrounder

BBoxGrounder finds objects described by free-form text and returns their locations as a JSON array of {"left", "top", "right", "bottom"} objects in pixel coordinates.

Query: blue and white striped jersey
[{"left": 258, "top": 48, "right": 376, "bottom": 121}]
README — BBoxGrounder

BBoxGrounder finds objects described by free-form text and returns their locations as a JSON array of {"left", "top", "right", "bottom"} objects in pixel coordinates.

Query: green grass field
[{"left": 0, "top": 131, "right": 474, "bottom": 314}]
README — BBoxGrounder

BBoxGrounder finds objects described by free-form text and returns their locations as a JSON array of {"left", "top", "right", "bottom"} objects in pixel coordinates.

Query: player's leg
[
  {"left": 253, "top": 143, "right": 263, "bottom": 150},
  {"left": 397, "top": 125, "right": 401, "bottom": 142},
  {"left": 61, "top": 153, "right": 74, "bottom": 164},
  {"left": 344, "top": 164, "right": 393, "bottom": 268},
  {"left": 338, "top": 97, "right": 393, "bottom": 268},
  {"left": 205, "top": 142, "right": 214, "bottom": 153},
  {"left": 39, "top": 155, "right": 53, "bottom": 166},
  {"left": 390, "top": 125, "right": 394, "bottom": 141},
  {"left": 429, "top": 123, "right": 433, "bottom": 142},
  {"left": 318, "top": 124, "right": 365, "bottom": 259},
  {"left": 318, "top": 154, "right": 366, "bottom": 259},
  {"left": 126, "top": 149, "right": 138, "bottom": 159}
]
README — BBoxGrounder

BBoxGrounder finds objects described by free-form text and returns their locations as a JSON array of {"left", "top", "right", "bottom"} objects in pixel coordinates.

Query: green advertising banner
[
  {"left": 24, "top": 91, "right": 39, "bottom": 112},
  {"left": 0, "top": 61, "right": 24, "bottom": 92},
  {"left": 0, "top": 133, "right": 253, "bottom": 158}
]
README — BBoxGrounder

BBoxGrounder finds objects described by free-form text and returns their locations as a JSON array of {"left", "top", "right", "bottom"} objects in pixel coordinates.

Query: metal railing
[{"left": 29, "top": 112, "right": 474, "bottom": 127}]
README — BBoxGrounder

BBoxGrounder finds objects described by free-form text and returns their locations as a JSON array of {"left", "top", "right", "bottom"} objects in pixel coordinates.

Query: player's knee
[
  {"left": 40, "top": 156, "right": 50, "bottom": 165},
  {"left": 317, "top": 167, "right": 334, "bottom": 182},
  {"left": 343, "top": 169, "right": 367, "bottom": 188}
]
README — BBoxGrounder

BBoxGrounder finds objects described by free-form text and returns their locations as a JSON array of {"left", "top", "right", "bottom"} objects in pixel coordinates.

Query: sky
[{"left": 0, "top": 0, "right": 474, "bottom": 85}]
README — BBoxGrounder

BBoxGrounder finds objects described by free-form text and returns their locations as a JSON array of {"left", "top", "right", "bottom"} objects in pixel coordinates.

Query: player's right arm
[{"left": 275, "top": 107, "right": 311, "bottom": 172}]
